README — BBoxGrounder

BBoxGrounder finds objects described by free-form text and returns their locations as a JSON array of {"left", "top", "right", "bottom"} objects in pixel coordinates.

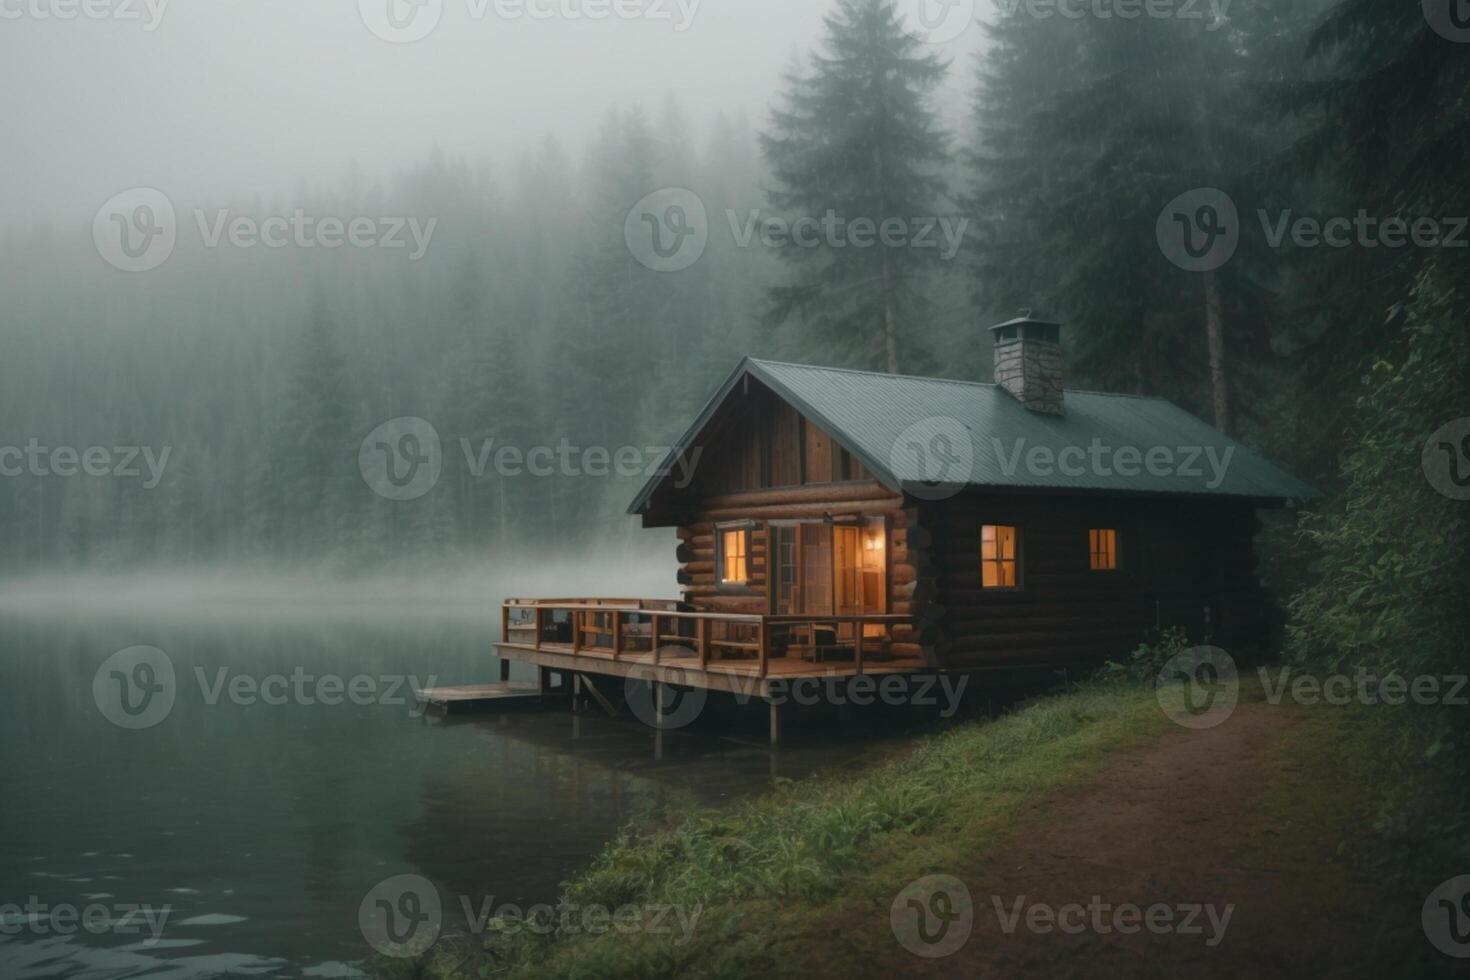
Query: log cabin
[{"left": 495, "top": 317, "right": 1317, "bottom": 724}]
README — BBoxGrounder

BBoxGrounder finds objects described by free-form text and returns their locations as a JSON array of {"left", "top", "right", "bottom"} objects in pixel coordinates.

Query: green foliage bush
[{"left": 1287, "top": 260, "right": 1470, "bottom": 680}]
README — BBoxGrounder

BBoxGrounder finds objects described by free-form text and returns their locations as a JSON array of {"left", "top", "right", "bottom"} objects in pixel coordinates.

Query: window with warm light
[
  {"left": 981, "top": 524, "right": 1019, "bottom": 589},
  {"left": 1090, "top": 528, "right": 1119, "bottom": 571},
  {"left": 719, "top": 527, "right": 750, "bottom": 586}
]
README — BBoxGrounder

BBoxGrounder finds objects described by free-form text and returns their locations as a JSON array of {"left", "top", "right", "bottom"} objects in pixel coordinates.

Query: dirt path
[{"left": 858, "top": 703, "right": 1391, "bottom": 978}]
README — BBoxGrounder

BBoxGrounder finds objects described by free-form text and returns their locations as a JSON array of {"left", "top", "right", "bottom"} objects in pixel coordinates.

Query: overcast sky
[{"left": 1, "top": 0, "right": 986, "bottom": 226}]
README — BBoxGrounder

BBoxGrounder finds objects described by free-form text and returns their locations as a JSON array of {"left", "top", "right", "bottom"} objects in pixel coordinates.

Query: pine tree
[
  {"left": 1264, "top": 0, "right": 1470, "bottom": 458},
  {"left": 968, "top": 4, "right": 1312, "bottom": 433},
  {"left": 277, "top": 298, "right": 356, "bottom": 562},
  {"left": 761, "top": 0, "right": 951, "bottom": 374}
]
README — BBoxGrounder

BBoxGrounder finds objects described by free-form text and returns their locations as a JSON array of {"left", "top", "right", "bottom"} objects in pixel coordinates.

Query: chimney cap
[{"left": 989, "top": 314, "right": 1061, "bottom": 333}]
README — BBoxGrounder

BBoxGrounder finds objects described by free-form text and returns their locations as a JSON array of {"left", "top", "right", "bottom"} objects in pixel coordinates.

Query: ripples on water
[{"left": 0, "top": 573, "right": 913, "bottom": 979}]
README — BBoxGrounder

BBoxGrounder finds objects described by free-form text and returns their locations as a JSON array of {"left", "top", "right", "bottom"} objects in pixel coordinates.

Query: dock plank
[{"left": 415, "top": 683, "right": 559, "bottom": 714}]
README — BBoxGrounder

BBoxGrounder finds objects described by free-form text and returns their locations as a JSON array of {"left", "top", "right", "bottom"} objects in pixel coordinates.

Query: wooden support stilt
[
  {"left": 579, "top": 674, "right": 619, "bottom": 717},
  {"left": 499, "top": 658, "right": 512, "bottom": 683},
  {"left": 654, "top": 681, "right": 665, "bottom": 762},
  {"left": 768, "top": 699, "right": 781, "bottom": 748},
  {"left": 572, "top": 673, "right": 582, "bottom": 713}
]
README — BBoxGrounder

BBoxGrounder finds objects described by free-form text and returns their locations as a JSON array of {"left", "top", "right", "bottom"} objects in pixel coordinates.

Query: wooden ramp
[{"left": 415, "top": 683, "right": 561, "bottom": 714}]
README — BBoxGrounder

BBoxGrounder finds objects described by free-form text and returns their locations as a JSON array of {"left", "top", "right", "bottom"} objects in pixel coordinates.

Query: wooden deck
[
  {"left": 415, "top": 682, "right": 557, "bottom": 714},
  {"left": 496, "top": 598, "right": 930, "bottom": 697}
]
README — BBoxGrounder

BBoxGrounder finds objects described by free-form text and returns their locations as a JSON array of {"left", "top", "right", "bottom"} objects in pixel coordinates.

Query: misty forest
[{"left": 2, "top": 1, "right": 1460, "bottom": 600}]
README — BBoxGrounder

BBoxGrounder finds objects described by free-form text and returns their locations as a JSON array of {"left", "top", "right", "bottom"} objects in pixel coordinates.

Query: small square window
[
  {"left": 719, "top": 528, "right": 750, "bottom": 586},
  {"left": 981, "top": 525, "right": 1019, "bottom": 589},
  {"left": 1090, "top": 528, "right": 1119, "bottom": 571}
]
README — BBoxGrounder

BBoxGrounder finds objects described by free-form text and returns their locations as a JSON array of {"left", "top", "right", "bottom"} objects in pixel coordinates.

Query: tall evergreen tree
[
  {"left": 969, "top": 3, "right": 1317, "bottom": 433},
  {"left": 762, "top": 0, "right": 951, "bottom": 374}
]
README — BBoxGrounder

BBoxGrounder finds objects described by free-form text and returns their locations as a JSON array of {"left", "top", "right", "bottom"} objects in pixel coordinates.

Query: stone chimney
[{"left": 990, "top": 314, "right": 1064, "bottom": 416}]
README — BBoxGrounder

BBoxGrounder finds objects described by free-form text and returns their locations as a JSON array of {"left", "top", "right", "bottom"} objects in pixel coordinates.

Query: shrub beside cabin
[{"left": 497, "top": 318, "right": 1317, "bottom": 705}]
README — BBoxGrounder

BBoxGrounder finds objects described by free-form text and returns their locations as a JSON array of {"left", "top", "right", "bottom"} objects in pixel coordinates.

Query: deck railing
[{"left": 500, "top": 598, "right": 915, "bottom": 677}]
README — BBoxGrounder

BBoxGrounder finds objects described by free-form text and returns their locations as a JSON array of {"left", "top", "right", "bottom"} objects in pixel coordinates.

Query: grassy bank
[
  {"left": 376, "top": 673, "right": 1470, "bottom": 979},
  {"left": 376, "top": 681, "right": 1169, "bottom": 979}
]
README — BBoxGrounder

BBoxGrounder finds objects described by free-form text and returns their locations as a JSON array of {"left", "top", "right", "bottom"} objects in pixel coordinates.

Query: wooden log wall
[
  {"left": 674, "top": 481, "right": 908, "bottom": 617},
  {"left": 924, "top": 493, "right": 1275, "bottom": 669}
]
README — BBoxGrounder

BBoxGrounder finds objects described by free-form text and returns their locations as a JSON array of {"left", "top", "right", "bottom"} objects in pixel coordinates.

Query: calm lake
[{"left": 0, "top": 602, "right": 903, "bottom": 979}]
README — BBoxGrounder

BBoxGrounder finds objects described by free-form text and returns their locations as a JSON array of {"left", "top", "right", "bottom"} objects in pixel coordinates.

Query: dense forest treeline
[{"left": 2, "top": 1, "right": 1467, "bottom": 684}]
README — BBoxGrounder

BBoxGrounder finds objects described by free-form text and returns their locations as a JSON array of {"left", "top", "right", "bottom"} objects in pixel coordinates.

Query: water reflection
[{"left": 0, "top": 611, "right": 908, "bottom": 978}]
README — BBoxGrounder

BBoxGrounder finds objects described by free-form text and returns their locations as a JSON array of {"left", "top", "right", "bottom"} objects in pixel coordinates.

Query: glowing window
[
  {"left": 720, "top": 528, "right": 749, "bottom": 586},
  {"left": 981, "top": 525, "right": 1019, "bottom": 589},
  {"left": 1090, "top": 529, "right": 1119, "bottom": 571}
]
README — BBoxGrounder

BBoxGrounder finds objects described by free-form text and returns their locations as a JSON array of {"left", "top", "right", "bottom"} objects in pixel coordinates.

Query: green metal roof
[{"left": 629, "top": 358, "right": 1319, "bottom": 515}]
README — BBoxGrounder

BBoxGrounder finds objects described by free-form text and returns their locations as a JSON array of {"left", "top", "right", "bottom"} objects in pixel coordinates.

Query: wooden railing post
[
  {"left": 571, "top": 608, "right": 581, "bottom": 655},
  {"left": 855, "top": 623, "right": 865, "bottom": 675},
  {"left": 651, "top": 614, "right": 661, "bottom": 666},
  {"left": 611, "top": 612, "right": 623, "bottom": 660},
  {"left": 758, "top": 620, "right": 769, "bottom": 678},
  {"left": 533, "top": 607, "right": 544, "bottom": 650},
  {"left": 501, "top": 603, "right": 510, "bottom": 644},
  {"left": 698, "top": 617, "right": 709, "bottom": 670}
]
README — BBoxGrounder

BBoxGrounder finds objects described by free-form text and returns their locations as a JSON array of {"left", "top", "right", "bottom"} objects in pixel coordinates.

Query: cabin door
[{"left": 771, "top": 522, "right": 887, "bottom": 637}]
